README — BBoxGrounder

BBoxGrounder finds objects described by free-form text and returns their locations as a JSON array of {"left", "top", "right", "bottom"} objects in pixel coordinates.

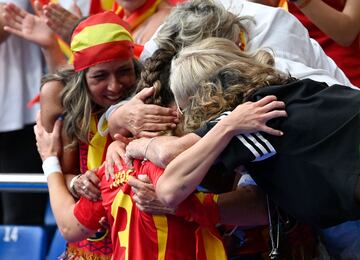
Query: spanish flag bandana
[{"left": 71, "top": 11, "right": 134, "bottom": 72}]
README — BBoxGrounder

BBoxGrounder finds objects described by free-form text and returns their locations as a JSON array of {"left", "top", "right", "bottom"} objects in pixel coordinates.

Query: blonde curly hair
[{"left": 170, "top": 37, "right": 293, "bottom": 132}]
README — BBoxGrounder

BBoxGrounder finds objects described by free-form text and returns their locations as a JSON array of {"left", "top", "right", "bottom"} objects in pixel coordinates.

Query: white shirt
[
  {"left": 142, "top": 0, "right": 354, "bottom": 88},
  {"left": 0, "top": 0, "right": 43, "bottom": 132},
  {"left": 58, "top": 0, "right": 90, "bottom": 16}
]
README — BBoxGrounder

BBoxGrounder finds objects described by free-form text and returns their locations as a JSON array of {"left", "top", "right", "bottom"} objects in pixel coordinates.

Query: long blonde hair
[
  {"left": 61, "top": 70, "right": 96, "bottom": 145},
  {"left": 170, "top": 37, "right": 293, "bottom": 132}
]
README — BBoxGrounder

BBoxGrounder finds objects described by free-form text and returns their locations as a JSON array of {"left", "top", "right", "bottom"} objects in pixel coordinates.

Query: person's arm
[
  {"left": 129, "top": 162, "right": 268, "bottom": 227},
  {"left": 40, "top": 79, "right": 80, "bottom": 194},
  {"left": 40, "top": 80, "right": 100, "bottom": 200},
  {"left": 47, "top": 170, "right": 97, "bottom": 241},
  {"left": 156, "top": 96, "right": 286, "bottom": 207},
  {"left": 3, "top": 2, "right": 66, "bottom": 72},
  {"left": 34, "top": 117, "right": 97, "bottom": 242},
  {"left": 294, "top": 0, "right": 360, "bottom": 46},
  {"left": 43, "top": 2, "right": 81, "bottom": 44},
  {"left": 217, "top": 186, "right": 267, "bottom": 226},
  {"left": 176, "top": 186, "right": 268, "bottom": 227},
  {"left": 125, "top": 134, "right": 200, "bottom": 168}
]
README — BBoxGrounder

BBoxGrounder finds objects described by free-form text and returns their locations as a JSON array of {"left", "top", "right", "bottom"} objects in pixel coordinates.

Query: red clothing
[
  {"left": 65, "top": 116, "right": 113, "bottom": 260},
  {"left": 288, "top": 0, "right": 360, "bottom": 87},
  {"left": 74, "top": 160, "right": 227, "bottom": 260}
]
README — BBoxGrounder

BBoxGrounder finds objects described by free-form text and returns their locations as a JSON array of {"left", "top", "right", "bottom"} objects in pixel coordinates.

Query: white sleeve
[
  {"left": 97, "top": 100, "right": 129, "bottom": 137},
  {"left": 218, "top": 0, "right": 353, "bottom": 87},
  {"left": 140, "top": 31, "right": 161, "bottom": 63}
]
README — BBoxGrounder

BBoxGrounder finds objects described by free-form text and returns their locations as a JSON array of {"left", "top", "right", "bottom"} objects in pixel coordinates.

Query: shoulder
[{"left": 40, "top": 80, "right": 64, "bottom": 131}]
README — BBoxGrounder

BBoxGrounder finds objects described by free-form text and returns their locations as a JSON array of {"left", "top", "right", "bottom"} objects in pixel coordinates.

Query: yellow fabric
[
  {"left": 128, "top": 0, "right": 162, "bottom": 30},
  {"left": 153, "top": 215, "right": 168, "bottom": 260},
  {"left": 239, "top": 30, "right": 246, "bottom": 51},
  {"left": 100, "top": 0, "right": 114, "bottom": 10},
  {"left": 111, "top": 191, "right": 133, "bottom": 260},
  {"left": 57, "top": 36, "right": 74, "bottom": 63},
  {"left": 201, "top": 228, "right": 227, "bottom": 260},
  {"left": 87, "top": 115, "right": 108, "bottom": 170},
  {"left": 194, "top": 193, "right": 219, "bottom": 204},
  {"left": 280, "top": 0, "right": 288, "bottom": 10},
  {"left": 71, "top": 23, "right": 134, "bottom": 52}
]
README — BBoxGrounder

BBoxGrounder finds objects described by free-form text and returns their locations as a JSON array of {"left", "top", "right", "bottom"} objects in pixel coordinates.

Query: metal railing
[{"left": 0, "top": 174, "right": 47, "bottom": 192}]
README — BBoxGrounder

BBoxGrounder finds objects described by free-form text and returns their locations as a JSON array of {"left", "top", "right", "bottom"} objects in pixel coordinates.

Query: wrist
[
  {"left": 144, "top": 137, "right": 156, "bottom": 160},
  {"left": 69, "top": 174, "right": 81, "bottom": 198},
  {"left": 42, "top": 156, "right": 62, "bottom": 179},
  {"left": 216, "top": 118, "right": 240, "bottom": 139}
]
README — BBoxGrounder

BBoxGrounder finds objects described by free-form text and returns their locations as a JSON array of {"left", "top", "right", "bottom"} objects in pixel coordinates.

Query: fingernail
[{"left": 57, "top": 114, "right": 65, "bottom": 121}]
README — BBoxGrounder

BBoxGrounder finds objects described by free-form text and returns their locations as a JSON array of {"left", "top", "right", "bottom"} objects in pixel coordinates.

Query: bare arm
[
  {"left": 3, "top": 2, "right": 66, "bottom": 72},
  {"left": 156, "top": 96, "right": 286, "bottom": 207},
  {"left": 129, "top": 174, "right": 268, "bottom": 227},
  {"left": 40, "top": 80, "right": 80, "bottom": 193},
  {"left": 125, "top": 134, "right": 200, "bottom": 168},
  {"left": 34, "top": 118, "right": 96, "bottom": 242},
  {"left": 40, "top": 79, "right": 100, "bottom": 200},
  {"left": 40, "top": 79, "right": 80, "bottom": 179},
  {"left": 295, "top": 0, "right": 360, "bottom": 46},
  {"left": 47, "top": 172, "right": 96, "bottom": 242},
  {"left": 218, "top": 186, "right": 268, "bottom": 226}
]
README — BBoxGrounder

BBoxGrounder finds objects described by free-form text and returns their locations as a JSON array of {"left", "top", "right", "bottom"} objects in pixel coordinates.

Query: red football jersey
[{"left": 74, "top": 160, "right": 227, "bottom": 260}]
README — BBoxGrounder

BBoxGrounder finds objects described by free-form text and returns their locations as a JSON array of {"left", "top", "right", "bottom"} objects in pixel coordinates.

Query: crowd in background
[{"left": 0, "top": 0, "right": 360, "bottom": 259}]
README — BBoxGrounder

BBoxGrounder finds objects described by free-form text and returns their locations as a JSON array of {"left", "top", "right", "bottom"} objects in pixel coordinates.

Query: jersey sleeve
[
  {"left": 73, "top": 197, "right": 105, "bottom": 231},
  {"left": 175, "top": 192, "right": 220, "bottom": 227},
  {"left": 194, "top": 112, "right": 277, "bottom": 171}
]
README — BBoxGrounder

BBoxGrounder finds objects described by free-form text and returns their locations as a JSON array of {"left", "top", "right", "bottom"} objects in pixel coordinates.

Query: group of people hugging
[{"left": 2, "top": 0, "right": 360, "bottom": 259}]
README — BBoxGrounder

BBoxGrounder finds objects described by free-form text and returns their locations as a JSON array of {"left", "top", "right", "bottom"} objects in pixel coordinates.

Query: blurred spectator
[
  {"left": 0, "top": 0, "right": 47, "bottom": 225},
  {"left": 288, "top": 0, "right": 360, "bottom": 87},
  {"left": 43, "top": 0, "right": 174, "bottom": 46}
]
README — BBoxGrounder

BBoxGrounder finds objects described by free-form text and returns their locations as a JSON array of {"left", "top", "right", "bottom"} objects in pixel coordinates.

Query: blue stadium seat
[
  {"left": 0, "top": 225, "right": 47, "bottom": 260},
  {"left": 47, "top": 228, "right": 67, "bottom": 260}
]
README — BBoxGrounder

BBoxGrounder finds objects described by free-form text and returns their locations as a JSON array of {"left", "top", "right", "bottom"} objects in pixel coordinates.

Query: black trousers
[{"left": 0, "top": 124, "right": 47, "bottom": 225}]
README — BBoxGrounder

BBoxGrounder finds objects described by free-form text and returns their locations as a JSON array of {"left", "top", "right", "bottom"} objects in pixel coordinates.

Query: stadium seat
[
  {"left": 47, "top": 228, "right": 67, "bottom": 260},
  {"left": 0, "top": 225, "right": 47, "bottom": 260}
]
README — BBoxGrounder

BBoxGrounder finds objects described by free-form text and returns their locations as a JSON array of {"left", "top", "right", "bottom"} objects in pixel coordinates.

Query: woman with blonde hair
[{"left": 153, "top": 37, "right": 360, "bottom": 232}]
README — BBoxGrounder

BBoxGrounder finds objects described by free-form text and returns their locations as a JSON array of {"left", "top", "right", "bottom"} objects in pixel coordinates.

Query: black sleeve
[{"left": 193, "top": 112, "right": 277, "bottom": 171}]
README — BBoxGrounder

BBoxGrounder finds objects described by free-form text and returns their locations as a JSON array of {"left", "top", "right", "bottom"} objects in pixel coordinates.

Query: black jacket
[{"left": 196, "top": 79, "right": 360, "bottom": 228}]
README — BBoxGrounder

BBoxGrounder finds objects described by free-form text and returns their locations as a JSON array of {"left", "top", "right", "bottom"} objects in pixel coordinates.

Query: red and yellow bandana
[{"left": 71, "top": 11, "right": 134, "bottom": 72}]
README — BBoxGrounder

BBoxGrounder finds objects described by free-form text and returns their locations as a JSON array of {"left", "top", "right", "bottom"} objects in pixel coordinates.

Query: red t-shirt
[
  {"left": 288, "top": 0, "right": 360, "bottom": 87},
  {"left": 74, "top": 160, "right": 226, "bottom": 260}
]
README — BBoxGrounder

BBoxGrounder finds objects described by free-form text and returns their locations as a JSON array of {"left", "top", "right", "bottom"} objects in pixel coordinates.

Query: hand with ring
[{"left": 73, "top": 169, "right": 101, "bottom": 201}]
